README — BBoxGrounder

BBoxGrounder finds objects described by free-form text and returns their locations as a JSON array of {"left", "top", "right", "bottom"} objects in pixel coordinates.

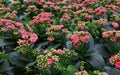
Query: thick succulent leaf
[
  {"left": 26, "top": 61, "right": 36, "bottom": 67},
  {"left": 62, "top": 65, "right": 77, "bottom": 75},
  {"left": 104, "top": 43, "right": 120, "bottom": 54},
  {"left": 46, "top": 43, "right": 62, "bottom": 50},
  {"left": 62, "top": 70, "right": 72, "bottom": 75},
  {"left": 88, "top": 34, "right": 94, "bottom": 49},
  {"left": 8, "top": 52, "right": 28, "bottom": 67},
  {"left": 66, "top": 65, "right": 77, "bottom": 74},
  {"left": 66, "top": 41, "right": 72, "bottom": 49},
  {"left": 84, "top": 50, "right": 95, "bottom": 57},
  {"left": 0, "top": 60, "right": 10, "bottom": 72},
  {"left": 0, "top": 38, "right": 14, "bottom": 47},
  {"left": 85, "top": 53, "right": 105, "bottom": 70},
  {"left": 93, "top": 44, "right": 110, "bottom": 58},
  {"left": 102, "top": 13, "right": 108, "bottom": 19},
  {"left": 36, "top": 41, "right": 49, "bottom": 49},
  {"left": 0, "top": 53, "right": 8, "bottom": 60},
  {"left": 105, "top": 66, "right": 120, "bottom": 75}
]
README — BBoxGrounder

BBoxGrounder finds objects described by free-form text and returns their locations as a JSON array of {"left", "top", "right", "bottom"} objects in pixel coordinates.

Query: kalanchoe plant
[
  {"left": 36, "top": 48, "right": 77, "bottom": 75},
  {"left": 109, "top": 51, "right": 120, "bottom": 69},
  {"left": 75, "top": 70, "right": 89, "bottom": 75},
  {"left": 75, "top": 70, "right": 108, "bottom": 75},
  {"left": 1, "top": 0, "right": 120, "bottom": 75},
  {"left": 69, "top": 31, "right": 90, "bottom": 57},
  {"left": 46, "top": 25, "right": 68, "bottom": 42}
]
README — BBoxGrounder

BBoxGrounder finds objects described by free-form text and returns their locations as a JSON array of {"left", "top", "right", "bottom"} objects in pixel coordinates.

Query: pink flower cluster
[
  {"left": 27, "top": 5, "right": 38, "bottom": 12},
  {"left": 0, "top": 18, "right": 38, "bottom": 47},
  {"left": 25, "top": 0, "right": 45, "bottom": 5},
  {"left": 31, "top": 12, "right": 52, "bottom": 25},
  {"left": 109, "top": 53, "right": 120, "bottom": 68},
  {"left": 111, "top": 22, "right": 119, "bottom": 29},
  {"left": 0, "top": 7, "right": 11, "bottom": 12},
  {"left": 47, "top": 37, "right": 54, "bottom": 42},
  {"left": 105, "top": 5, "right": 119, "bottom": 11},
  {"left": 70, "top": 31, "right": 90, "bottom": 47},
  {"left": 60, "top": 13, "right": 71, "bottom": 22},
  {"left": 37, "top": 48, "right": 76, "bottom": 68},
  {"left": 46, "top": 25, "right": 68, "bottom": 42},
  {"left": 0, "top": 18, "right": 24, "bottom": 31},
  {"left": 18, "top": 29, "right": 38, "bottom": 46},
  {"left": 94, "top": 18, "right": 108, "bottom": 26},
  {"left": 102, "top": 31, "right": 120, "bottom": 42},
  {"left": 77, "top": 21, "right": 86, "bottom": 30},
  {"left": 95, "top": 6, "right": 106, "bottom": 15},
  {"left": 75, "top": 70, "right": 88, "bottom": 75}
]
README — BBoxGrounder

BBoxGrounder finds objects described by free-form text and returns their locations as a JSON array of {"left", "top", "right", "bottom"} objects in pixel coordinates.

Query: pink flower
[
  {"left": 115, "top": 61, "right": 120, "bottom": 68},
  {"left": 102, "top": 33, "right": 109, "bottom": 38},
  {"left": 15, "top": 22, "right": 24, "bottom": 28},
  {"left": 47, "top": 37, "right": 54, "bottom": 41},
  {"left": 29, "top": 33, "right": 38, "bottom": 43},
  {"left": 12, "top": 10, "right": 17, "bottom": 14},
  {"left": 74, "top": 43, "right": 78, "bottom": 47},
  {"left": 112, "top": 22, "right": 119, "bottom": 28},
  {"left": 19, "top": 29, "right": 25, "bottom": 35},
  {"left": 22, "top": 34, "right": 29, "bottom": 39},
  {"left": 40, "top": 18, "right": 45, "bottom": 23},
  {"left": 60, "top": 50, "right": 65, "bottom": 54},
  {"left": 17, "top": 39, "right": 26, "bottom": 45},
  {"left": 7, "top": 25, "right": 15, "bottom": 30},
  {"left": 84, "top": 15, "right": 93, "bottom": 19},
  {"left": 0, "top": 21, "right": 3, "bottom": 26},
  {"left": 70, "top": 34, "right": 79, "bottom": 44},
  {"left": 29, "top": 37, "right": 36, "bottom": 43},
  {"left": 80, "top": 37, "right": 87, "bottom": 42},
  {"left": 109, "top": 56, "right": 115, "bottom": 63},
  {"left": 52, "top": 55, "right": 59, "bottom": 62},
  {"left": 56, "top": 49, "right": 65, "bottom": 54},
  {"left": 79, "top": 26, "right": 85, "bottom": 30},
  {"left": 47, "top": 59, "right": 52, "bottom": 65},
  {"left": 62, "top": 28, "right": 68, "bottom": 33},
  {"left": 47, "top": 20, "right": 52, "bottom": 24},
  {"left": 111, "top": 37, "right": 118, "bottom": 41}
]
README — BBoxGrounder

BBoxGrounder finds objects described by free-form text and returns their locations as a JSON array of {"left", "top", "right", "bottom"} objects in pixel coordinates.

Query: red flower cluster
[{"left": 70, "top": 31, "right": 90, "bottom": 47}]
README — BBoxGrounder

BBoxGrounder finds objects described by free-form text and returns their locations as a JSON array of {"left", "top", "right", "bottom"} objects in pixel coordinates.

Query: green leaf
[
  {"left": 46, "top": 43, "right": 61, "bottom": 50},
  {"left": 66, "top": 41, "right": 72, "bottom": 49},
  {"left": 85, "top": 53, "right": 105, "bottom": 70},
  {"left": 88, "top": 34, "right": 94, "bottom": 49},
  {"left": 93, "top": 44, "right": 110, "bottom": 58},
  {"left": 26, "top": 61, "right": 36, "bottom": 67},
  {"left": 62, "top": 71, "right": 73, "bottom": 75},
  {"left": 37, "top": 41, "right": 49, "bottom": 49},
  {"left": 9, "top": 52, "right": 28, "bottom": 67},
  {"left": 0, "top": 60, "right": 10, "bottom": 72},
  {"left": 0, "top": 53, "right": 8, "bottom": 59},
  {"left": 105, "top": 66, "right": 120, "bottom": 75},
  {"left": 66, "top": 65, "right": 77, "bottom": 74},
  {"left": 22, "top": 17, "right": 31, "bottom": 25},
  {"left": 4, "top": 0, "right": 9, "bottom": 3},
  {"left": 0, "top": 38, "right": 14, "bottom": 47}
]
